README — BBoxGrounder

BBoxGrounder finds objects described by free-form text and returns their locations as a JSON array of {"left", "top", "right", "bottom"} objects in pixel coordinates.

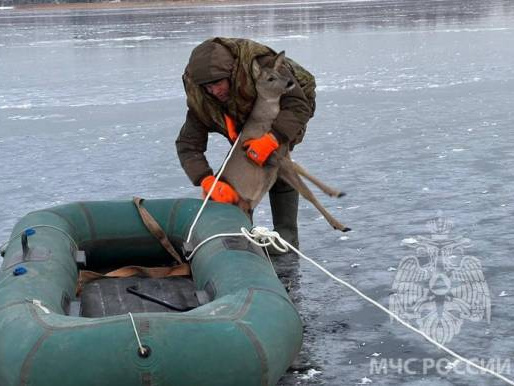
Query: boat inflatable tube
[{"left": 0, "top": 198, "right": 302, "bottom": 386}]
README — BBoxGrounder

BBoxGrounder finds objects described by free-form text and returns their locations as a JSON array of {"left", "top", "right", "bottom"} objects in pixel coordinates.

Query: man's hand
[
  {"left": 243, "top": 133, "right": 279, "bottom": 167},
  {"left": 201, "top": 175, "right": 239, "bottom": 204}
]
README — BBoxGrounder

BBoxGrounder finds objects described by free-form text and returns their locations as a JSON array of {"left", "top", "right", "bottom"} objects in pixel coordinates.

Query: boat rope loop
[
  {"left": 128, "top": 312, "right": 149, "bottom": 358},
  {"left": 0, "top": 224, "right": 79, "bottom": 255},
  {"left": 189, "top": 226, "right": 514, "bottom": 386}
]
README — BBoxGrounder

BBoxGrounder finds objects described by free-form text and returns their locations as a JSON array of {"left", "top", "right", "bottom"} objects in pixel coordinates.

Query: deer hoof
[
  {"left": 341, "top": 227, "right": 352, "bottom": 232},
  {"left": 336, "top": 191, "right": 346, "bottom": 198}
]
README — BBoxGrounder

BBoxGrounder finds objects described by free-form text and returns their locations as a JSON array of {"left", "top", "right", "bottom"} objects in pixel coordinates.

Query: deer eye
[{"left": 267, "top": 77, "right": 275, "bottom": 82}]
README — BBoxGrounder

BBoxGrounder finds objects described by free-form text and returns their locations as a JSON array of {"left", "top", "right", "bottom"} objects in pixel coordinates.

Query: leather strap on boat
[
  {"left": 76, "top": 264, "right": 191, "bottom": 295},
  {"left": 133, "top": 196, "right": 183, "bottom": 265}
]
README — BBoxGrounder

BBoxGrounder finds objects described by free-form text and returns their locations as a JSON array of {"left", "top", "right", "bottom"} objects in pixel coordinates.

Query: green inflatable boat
[{"left": 0, "top": 198, "right": 302, "bottom": 386}]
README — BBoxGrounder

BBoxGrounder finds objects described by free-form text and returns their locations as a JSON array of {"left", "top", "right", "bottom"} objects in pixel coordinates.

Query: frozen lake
[{"left": 1, "top": 0, "right": 514, "bottom": 384}]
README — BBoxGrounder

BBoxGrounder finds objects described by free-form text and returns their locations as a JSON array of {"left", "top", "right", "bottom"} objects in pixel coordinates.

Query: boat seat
[{"left": 80, "top": 277, "right": 200, "bottom": 317}]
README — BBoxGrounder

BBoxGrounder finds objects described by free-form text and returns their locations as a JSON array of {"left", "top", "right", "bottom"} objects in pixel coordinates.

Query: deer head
[{"left": 252, "top": 51, "right": 295, "bottom": 102}]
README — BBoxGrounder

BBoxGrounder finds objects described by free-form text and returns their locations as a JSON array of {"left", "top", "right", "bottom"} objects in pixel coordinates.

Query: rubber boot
[{"left": 268, "top": 178, "right": 299, "bottom": 255}]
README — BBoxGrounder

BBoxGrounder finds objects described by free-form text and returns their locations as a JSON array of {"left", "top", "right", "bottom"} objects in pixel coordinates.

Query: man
[{"left": 176, "top": 37, "right": 316, "bottom": 252}]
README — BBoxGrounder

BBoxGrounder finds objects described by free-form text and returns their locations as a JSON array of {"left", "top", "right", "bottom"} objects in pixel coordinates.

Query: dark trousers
[{"left": 269, "top": 178, "right": 299, "bottom": 248}]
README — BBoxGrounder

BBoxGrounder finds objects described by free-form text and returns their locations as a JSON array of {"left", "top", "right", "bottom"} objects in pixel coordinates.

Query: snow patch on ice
[
  {"left": 1, "top": 103, "right": 32, "bottom": 110},
  {"left": 299, "top": 368, "right": 322, "bottom": 380},
  {"left": 8, "top": 114, "right": 65, "bottom": 121}
]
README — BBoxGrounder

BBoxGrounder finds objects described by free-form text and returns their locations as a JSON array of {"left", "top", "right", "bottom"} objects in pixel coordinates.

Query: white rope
[
  {"left": 128, "top": 312, "right": 147, "bottom": 356},
  {"left": 0, "top": 224, "right": 79, "bottom": 254},
  {"left": 188, "top": 226, "right": 514, "bottom": 386},
  {"left": 186, "top": 227, "right": 288, "bottom": 262},
  {"left": 186, "top": 135, "right": 241, "bottom": 244},
  {"left": 185, "top": 231, "right": 245, "bottom": 261},
  {"left": 28, "top": 299, "right": 51, "bottom": 314},
  {"left": 286, "top": 245, "right": 514, "bottom": 385},
  {"left": 241, "top": 226, "right": 289, "bottom": 253}
]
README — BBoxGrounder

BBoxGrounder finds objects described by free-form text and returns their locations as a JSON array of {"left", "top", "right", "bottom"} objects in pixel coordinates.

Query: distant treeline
[{"left": 6, "top": 0, "right": 158, "bottom": 4}]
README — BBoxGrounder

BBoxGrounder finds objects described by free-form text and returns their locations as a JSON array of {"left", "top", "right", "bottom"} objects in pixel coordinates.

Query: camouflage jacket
[{"left": 176, "top": 37, "right": 316, "bottom": 185}]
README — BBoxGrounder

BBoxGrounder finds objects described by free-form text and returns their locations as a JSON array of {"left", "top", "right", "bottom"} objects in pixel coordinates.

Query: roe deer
[{"left": 220, "top": 51, "right": 350, "bottom": 232}]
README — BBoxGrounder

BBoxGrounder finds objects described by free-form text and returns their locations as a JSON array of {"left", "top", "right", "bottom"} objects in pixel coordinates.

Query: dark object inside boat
[{"left": 80, "top": 276, "right": 205, "bottom": 317}]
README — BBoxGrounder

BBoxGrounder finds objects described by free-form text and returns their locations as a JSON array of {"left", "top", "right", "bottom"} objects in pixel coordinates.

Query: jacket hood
[{"left": 187, "top": 40, "right": 235, "bottom": 85}]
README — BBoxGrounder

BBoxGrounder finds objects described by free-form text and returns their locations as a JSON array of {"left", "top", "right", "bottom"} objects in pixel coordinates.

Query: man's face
[{"left": 204, "top": 78, "right": 230, "bottom": 103}]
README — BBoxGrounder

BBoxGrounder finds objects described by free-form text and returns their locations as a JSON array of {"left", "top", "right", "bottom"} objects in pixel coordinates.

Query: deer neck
[{"left": 249, "top": 96, "right": 281, "bottom": 125}]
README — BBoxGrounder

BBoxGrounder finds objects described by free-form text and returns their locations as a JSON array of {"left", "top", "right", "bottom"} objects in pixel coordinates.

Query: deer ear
[
  {"left": 273, "top": 51, "right": 286, "bottom": 70},
  {"left": 252, "top": 58, "right": 261, "bottom": 79}
]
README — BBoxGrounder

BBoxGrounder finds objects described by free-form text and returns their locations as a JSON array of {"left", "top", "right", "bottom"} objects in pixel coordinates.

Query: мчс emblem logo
[{"left": 389, "top": 215, "right": 491, "bottom": 344}]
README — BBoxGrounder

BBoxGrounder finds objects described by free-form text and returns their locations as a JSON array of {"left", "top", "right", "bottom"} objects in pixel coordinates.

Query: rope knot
[{"left": 241, "top": 226, "right": 289, "bottom": 254}]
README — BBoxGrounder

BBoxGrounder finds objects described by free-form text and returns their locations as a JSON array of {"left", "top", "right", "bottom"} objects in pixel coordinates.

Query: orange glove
[
  {"left": 243, "top": 133, "right": 279, "bottom": 167},
  {"left": 200, "top": 175, "right": 239, "bottom": 204}
]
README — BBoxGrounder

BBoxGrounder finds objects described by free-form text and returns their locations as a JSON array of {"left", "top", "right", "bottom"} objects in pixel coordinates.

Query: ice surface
[{"left": 1, "top": 1, "right": 514, "bottom": 385}]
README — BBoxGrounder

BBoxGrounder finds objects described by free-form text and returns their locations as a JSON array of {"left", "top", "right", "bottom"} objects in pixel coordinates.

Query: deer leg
[
  {"left": 276, "top": 159, "right": 351, "bottom": 232},
  {"left": 290, "top": 159, "right": 345, "bottom": 198},
  {"left": 270, "top": 153, "right": 345, "bottom": 198}
]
